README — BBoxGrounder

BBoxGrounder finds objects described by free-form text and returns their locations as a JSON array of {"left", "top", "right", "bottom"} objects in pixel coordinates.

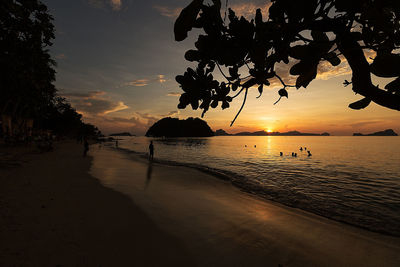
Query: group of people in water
[
  {"left": 244, "top": 144, "right": 313, "bottom": 157},
  {"left": 280, "top": 147, "right": 312, "bottom": 157}
]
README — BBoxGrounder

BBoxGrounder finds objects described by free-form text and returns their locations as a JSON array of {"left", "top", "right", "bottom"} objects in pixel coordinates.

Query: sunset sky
[{"left": 44, "top": 0, "right": 400, "bottom": 135}]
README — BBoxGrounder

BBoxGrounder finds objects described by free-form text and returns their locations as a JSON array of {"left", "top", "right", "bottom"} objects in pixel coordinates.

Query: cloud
[
  {"left": 56, "top": 54, "right": 66, "bottom": 60},
  {"left": 125, "top": 79, "right": 149, "bottom": 87},
  {"left": 229, "top": 2, "right": 272, "bottom": 19},
  {"left": 124, "top": 75, "right": 168, "bottom": 87},
  {"left": 166, "top": 110, "right": 179, "bottom": 116},
  {"left": 62, "top": 91, "right": 106, "bottom": 98},
  {"left": 110, "top": 0, "right": 121, "bottom": 10},
  {"left": 167, "top": 92, "right": 181, "bottom": 97},
  {"left": 158, "top": 75, "right": 166, "bottom": 83},
  {"left": 88, "top": 0, "right": 122, "bottom": 11},
  {"left": 95, "top": 110, "right": 180, "bottom": 135},
  {"left": 153, "top": 5, "right": 181, "bottom": 18},
  {"left": 62, "top": 90, "right": 128, "bottom": 115}
]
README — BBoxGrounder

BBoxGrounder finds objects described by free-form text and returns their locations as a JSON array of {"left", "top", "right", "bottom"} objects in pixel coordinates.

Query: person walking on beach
[
  {"left": 149, "top": 141, "right": 154, "bottom": 160},
  {"left": 83, "top": 137, "right": 89, "bottom": 157}
]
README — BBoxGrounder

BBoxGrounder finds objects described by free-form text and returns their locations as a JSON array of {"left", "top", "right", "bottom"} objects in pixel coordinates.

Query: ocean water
[{"left": 115, "top": 136, "right": 400, "bottom": 236}]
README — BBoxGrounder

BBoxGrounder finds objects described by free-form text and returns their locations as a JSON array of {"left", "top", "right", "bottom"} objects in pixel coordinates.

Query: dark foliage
[
  {"left": 0, "top": 0, "right": 99, "bottom": 138},
  {"left": 42, "top": 97, "right": 101, "bottom": 137},
  {"left": 146, "top": 117, "right": 214, "bottom": 137},
  {"left": 174, "top": 0, "right": 400, "bottom": 125},
  {"left": 1, "top": 0, "right": 56, "bottom": 121}
]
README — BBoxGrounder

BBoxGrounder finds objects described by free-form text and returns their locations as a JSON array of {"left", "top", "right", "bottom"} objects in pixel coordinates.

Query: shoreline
[
  {"left": 91, "top": 145, "right": 400, "bottom": 266},
  {"left": 114, "top": 144, "right": 399, "bottom": 238}
]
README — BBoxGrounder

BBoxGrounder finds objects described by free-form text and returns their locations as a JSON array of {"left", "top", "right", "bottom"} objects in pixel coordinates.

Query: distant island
[
  {"left": 146, "top": 117, "right": 214, "bottom": 137},
  {"left": 109, "top": 132, "right": 135, "bottom": 136},
  {"left": 215, "top": 129, "right": 330, "bottom": 136},
  {"left": 215, "top": 129, "right": 230, "bottom": 136},
  {"left": 353, "top": 129, "right": 398, "bottom": 136}
]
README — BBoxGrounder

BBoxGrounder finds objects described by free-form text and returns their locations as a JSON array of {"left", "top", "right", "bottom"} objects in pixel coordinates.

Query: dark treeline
[{"left": 0, "top": 0, "right": 100, "bottom": 141}]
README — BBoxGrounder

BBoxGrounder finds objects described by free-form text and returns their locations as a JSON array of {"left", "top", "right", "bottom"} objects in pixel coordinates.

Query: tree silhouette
[
  {"left": 1, "top": 0, "right": 100, "bottom": 138},
  {"left": 174, "top": 0, "right": 400, "bottom": 125},
  {"left": 1, "top": 0, "right": 56, "bottom": 122}
]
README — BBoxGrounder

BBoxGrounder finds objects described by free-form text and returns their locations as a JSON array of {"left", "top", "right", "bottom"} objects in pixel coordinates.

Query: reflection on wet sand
[{"left": 144, "top": 161, "right": 153, "bottom": 190}]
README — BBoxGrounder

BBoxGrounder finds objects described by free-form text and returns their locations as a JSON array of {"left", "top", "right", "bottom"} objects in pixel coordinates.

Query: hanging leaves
[
  {"left": 173, "top": 0, "right": 400, "bottom": 123},
  {"left": 174, "top": 0, "right": 204, "bottom": 41},
  {"left": 385, "top": 77, "right": 400, "bottom": 94},
  {"left": 370, "top": 52, "right": 400, "bottom": 78}
]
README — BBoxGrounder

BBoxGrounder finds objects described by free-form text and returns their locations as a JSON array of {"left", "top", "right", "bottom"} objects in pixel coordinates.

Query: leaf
[
  {"left": 228, "top": 66, "right": 238, "bottom": 79},
  {"left": 221, "top": 101, "right": 230, "bottom": 109},
  {"left": 257, "top": 84, "right": 263, "bottom": 98},
  {"left": 311, "top": 31, "right": 329, "bottom": 43},
  {"left": 174, "top": 0, "right": 204, "bottom": 41},
  {"left": 296, "top": 64, "right": 318, "bottom": 88},
  {"left": 190, "top": 99, "right": 199, "bottom": 110},
  {"left": 343, "top": 79, "right": 351, "bottom": 87},
  {"left": 184, "top": 50, "right": 201, "bottom": 61},
  {"left": 289, "top": 45, "right": 310, "bottom": 60},
  {"left": 290, "top": 62, "right": 307, "bottom": 75},
  {"left": 210, "top": 100, "right": 218, "bottom": 108},
  {"left": 278, "top": 89, "right": 288, "bottom": 98},
  {"left": 370, "top": 52, "right": 400, "bottom": 78},
  {"left": 255, "top": 8, "right": 263, "bottom": 25},
  {"left": 242, "top": 78, "right": 257, "bottom": 88},
  {"left": 324, "top": 52, "right": 341, "bottom": 66},
  {"left": 231, "top": 81, "right": 239, "bottom": 91},
  {"left": 385, "top": 77, "right": 400, "bottom": 93},
  {"left": 349, "top": 97, "right": 371, "bottom": 110}
]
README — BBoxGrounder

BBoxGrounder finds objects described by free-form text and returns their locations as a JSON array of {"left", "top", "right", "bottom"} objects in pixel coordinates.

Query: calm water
[{"left": 115, "top": 136, "right": 400, "bottom": 236}]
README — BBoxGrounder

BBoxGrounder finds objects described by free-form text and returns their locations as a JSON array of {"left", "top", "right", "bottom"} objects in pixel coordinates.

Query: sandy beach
[
  {"left": 0, "top": 141, "right": 192, "bottom": 266},
  {"left": 1, "top": 141, "right": 400, "bottom": 266}
]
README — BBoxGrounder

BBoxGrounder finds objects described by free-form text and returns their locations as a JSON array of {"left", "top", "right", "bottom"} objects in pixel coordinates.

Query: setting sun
[{"left": 266, "top": 129, "right": 273, "bottom": 133}]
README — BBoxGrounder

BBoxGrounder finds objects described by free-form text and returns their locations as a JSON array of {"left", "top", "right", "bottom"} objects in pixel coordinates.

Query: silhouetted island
[
  {"left": 146, "top": 117, "right": 214, "bottom": 137},
  {"left": 214, "top": 129, "right": 231, "bottom": 136},
  {"left": 233, "top": 130, "right": 330, "bottom": 136},
  {"left": 353, "top": 129, "right": 398, "bottom": 136},
  {"left": 109, "top": 132, "right": 134, "bottom": 136}
]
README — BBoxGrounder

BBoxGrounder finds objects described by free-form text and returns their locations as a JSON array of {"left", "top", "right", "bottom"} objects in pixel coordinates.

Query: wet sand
[
  {"left": 91, "top": 145, "right": 400, "bottom": 266},
  {"left": 1, "top": 141, "right": 399, "bottom": 266},
  {"left": 0, "top": 141, "right": 192, "bottom": 266}
]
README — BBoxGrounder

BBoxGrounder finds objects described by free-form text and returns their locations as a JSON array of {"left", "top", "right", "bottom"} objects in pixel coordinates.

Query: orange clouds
[
  {"left": 229, "top": 2, "right": 272, "bottom": 19},
  {"left": 124, "top": 75, "right": 167, "bottom": 87},
  {"left": 110, "top": 0, "right": 121, "bottom": 10},
  {"left": 153, "top": 5, "right": 182, "bottom": 18},
  {"left": 62, "top": 90, "right": 128, "bottom": 116}
]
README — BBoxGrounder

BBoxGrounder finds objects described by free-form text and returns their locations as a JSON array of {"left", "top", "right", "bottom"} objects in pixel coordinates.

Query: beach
[
  {"left": 1, "top": 141, "right": 400, "bottom": 266},
  {"left": 0, "top": 141, "right": 192, "bottom": 266}
]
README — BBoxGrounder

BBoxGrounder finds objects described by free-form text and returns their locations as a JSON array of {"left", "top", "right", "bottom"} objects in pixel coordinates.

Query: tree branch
[
  {"left": 336, "top": 31, "right": 400, "bottom": 111},
  {"left": 230, "top": 88, "right": 248, "bottom": 126}
]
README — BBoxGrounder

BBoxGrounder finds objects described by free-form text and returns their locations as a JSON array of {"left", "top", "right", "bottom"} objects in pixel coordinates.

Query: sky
[{"left": 43, "top": 0, "right": 400, "bottom": 135}]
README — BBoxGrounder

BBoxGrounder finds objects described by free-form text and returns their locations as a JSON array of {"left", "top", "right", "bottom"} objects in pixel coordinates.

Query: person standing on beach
[
  {"left": 83, "top": 137, "right": 89, "bottom": 157},
  {"left": 149, "top": 141, "right": 154, "bottom": 160}
]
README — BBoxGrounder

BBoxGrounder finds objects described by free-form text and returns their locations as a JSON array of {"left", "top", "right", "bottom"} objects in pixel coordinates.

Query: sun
[{"left": 266, "top": 128, "right": 273, "bottom": 133}]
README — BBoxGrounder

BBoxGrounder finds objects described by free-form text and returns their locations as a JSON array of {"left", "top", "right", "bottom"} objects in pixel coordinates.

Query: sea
[{"left": 113, "top": 136, "right": 400, "bottom": 236}]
